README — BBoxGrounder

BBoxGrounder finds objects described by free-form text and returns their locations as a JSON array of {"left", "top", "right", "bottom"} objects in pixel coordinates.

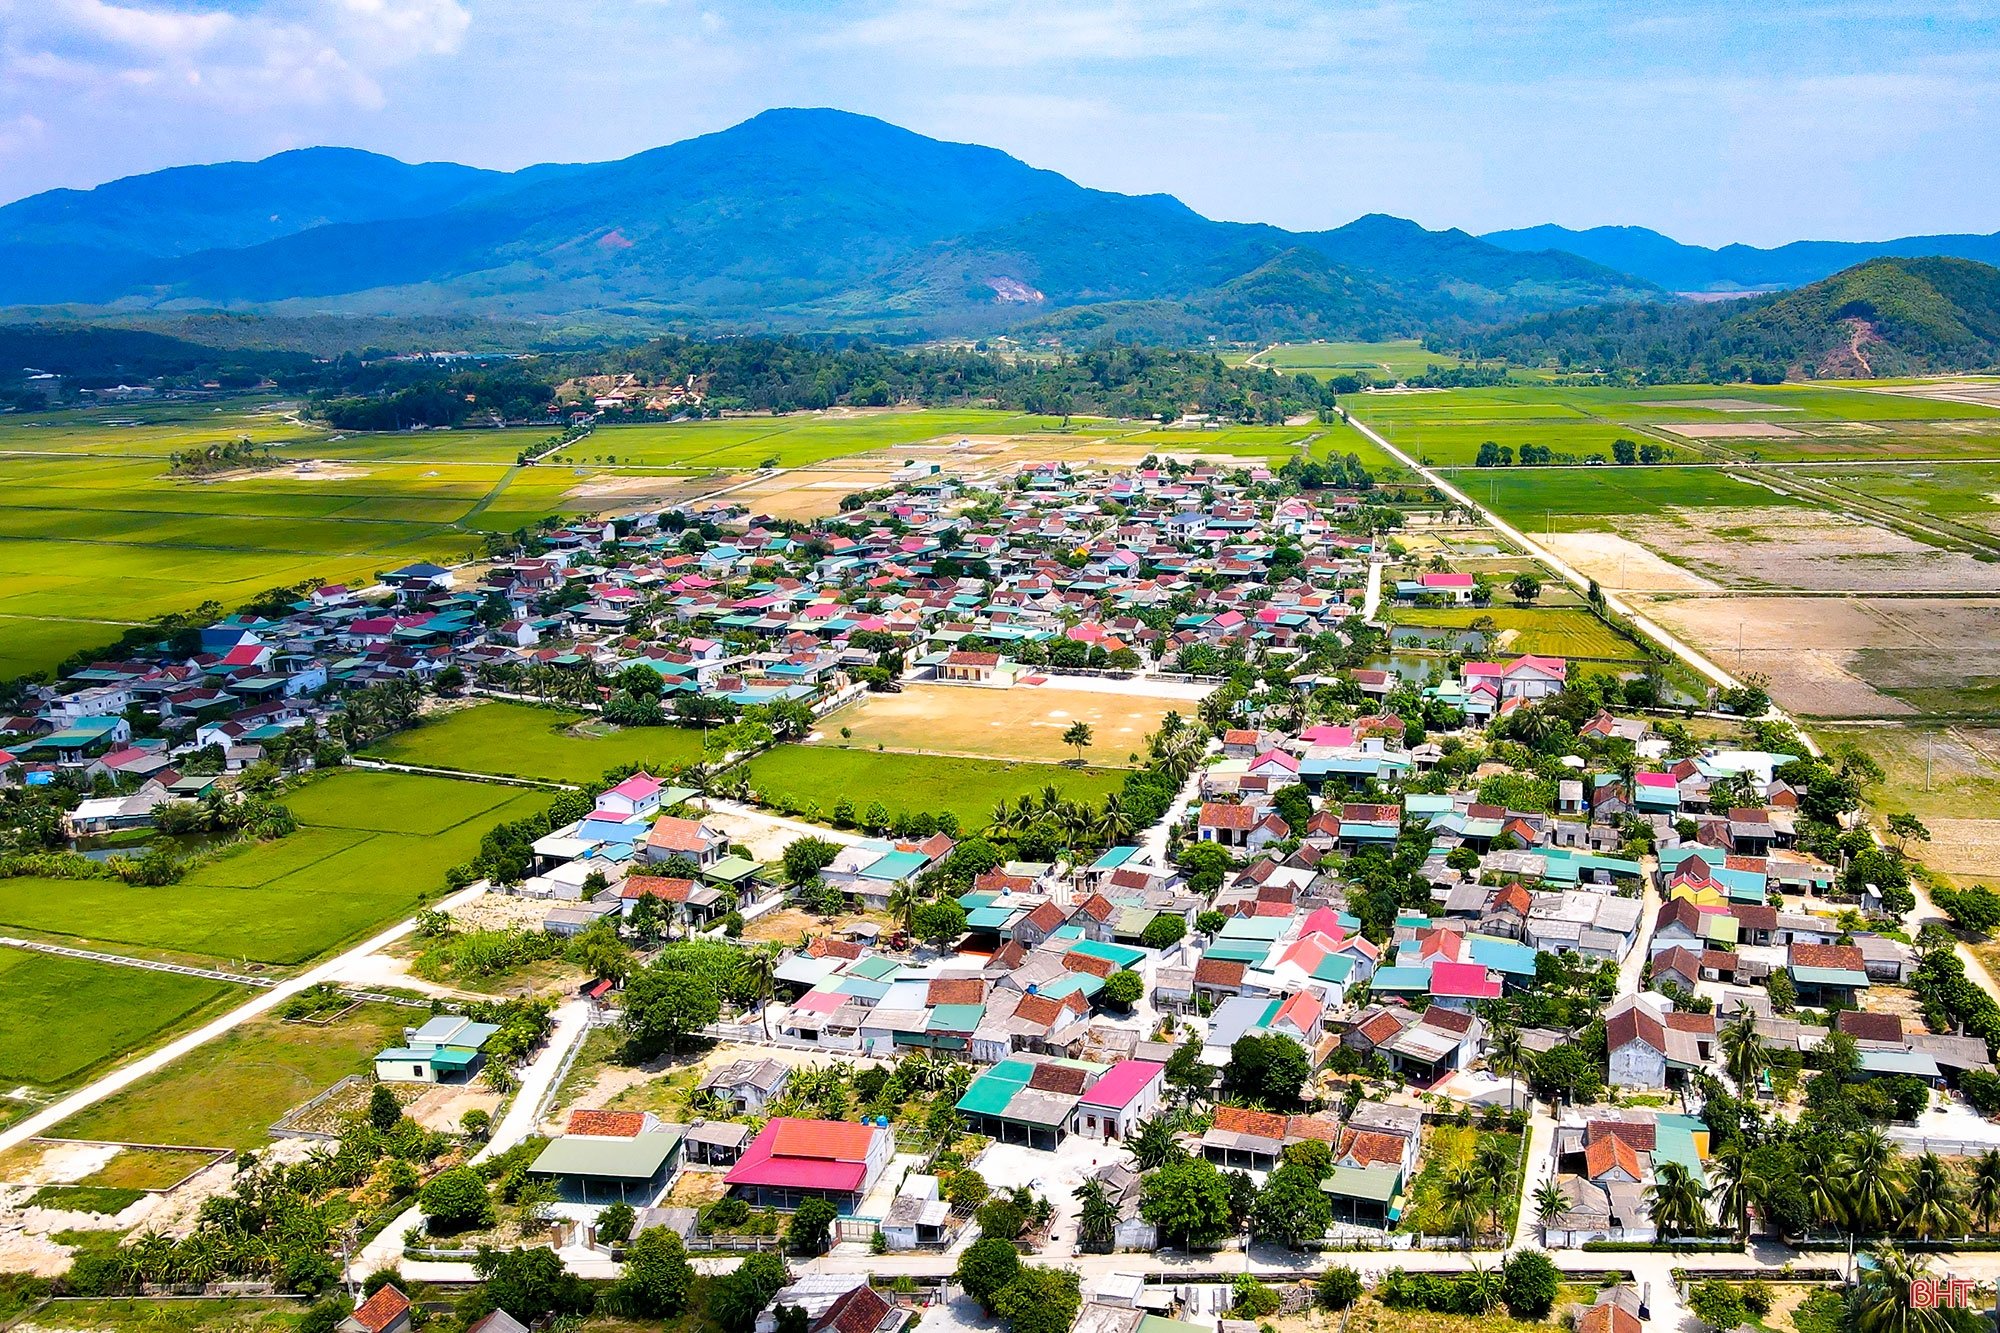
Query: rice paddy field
[
  {"left": 1439, "top": 464, "right": 1809, "bottom": 528},
  {"left": 363, "top": 700, "right": 706, "bottom": 783},
  {"left": 1257, "top": 339, "right": 1471, "bottom": 379},
  {"left": 0, "top": 769, "right": 549, "bottom": 965},
  {"left": 1391, "top": 606, "right": 1649, "bottom": 661},
  {"left": 742, "top": 745, "right": 1126, "bottom": 829},
  {"left": 54, "top": 1001, "right": 414, "bottom": 1149},
  {"left": 0, "top": 950, "right": 237, "bottom": 1095}
]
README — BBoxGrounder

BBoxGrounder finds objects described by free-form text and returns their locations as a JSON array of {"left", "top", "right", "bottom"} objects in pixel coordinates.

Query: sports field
[
  {"left": 1392, "top": 606, "right": 1648, "bottom": 661},
  {"left": 363, "top": 701, "right": 706, "bottom": 783},
  {"left": 742, "top": 746, "right": 1126, "bottom": 829},
  {"left": 0, "top": 770, "right": 548, "bottom": 964},
  {"left": 54, "top": 1001, "right": 413, "bottom": 1149},
  {"left": 812, "top": 685, "right": 1184, "bottom": 766},
  {"left": 0, "top": 950, "right": 236, "bottom": 1094}
]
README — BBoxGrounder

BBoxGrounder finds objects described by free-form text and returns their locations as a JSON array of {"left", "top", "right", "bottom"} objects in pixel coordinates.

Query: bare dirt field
[
  {"left": 727, "top": 466, "right": 901, "bottom": 520},
  {"left": 808, "top": 684, "right": 1178, "bottom": 765},
  {"left": 1638, "top": 595, "right": 2000, "bottom": 718},
  {"left": 1626, "top": 507, "right": 2000, "bottom": 592},
  {"left": 1855, "top": 379, "right": 2000, "bottom": 409},
  {"left": 566, "top": 471, "right": 736, "bottom": 506},
  {"left": 1540, "top": 531, "right": 1722, "bottom": 592},
  {"left": 1662, "top": 423, "right": 1803, "bottom": 439}
]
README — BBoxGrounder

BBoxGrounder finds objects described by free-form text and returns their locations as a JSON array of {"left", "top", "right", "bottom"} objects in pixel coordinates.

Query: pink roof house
[
  {"left": 725, "top": 1117, "right": 891, "bottom": 1209},
  {"left": 1072, "top": 1060, "right": 1164, "bottom": 1140}
]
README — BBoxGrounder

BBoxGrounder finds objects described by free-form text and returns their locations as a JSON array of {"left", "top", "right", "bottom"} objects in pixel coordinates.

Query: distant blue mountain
[
  {"left": 0, "top": 110, "right": 1659, "bottom": 336},
  {"left": 1481, "top": 222, "right": 2000, "bottom": 294}
]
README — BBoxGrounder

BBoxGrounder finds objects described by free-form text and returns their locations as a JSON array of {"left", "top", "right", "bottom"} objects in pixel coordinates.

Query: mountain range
[
  {"left": 0, "top": 109, "right": 1656, "bottom": 336},
  {"left": 1481, "top": 223, "right": 2000, "bottom": 295}
]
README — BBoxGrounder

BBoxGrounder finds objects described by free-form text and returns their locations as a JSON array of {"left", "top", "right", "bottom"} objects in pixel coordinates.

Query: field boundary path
[
  {"left": 0, "top": 883, "right": 484, "bottom": 1157},
  {"left": 0, "top": 935, "right": 274, "bottom": 987},
  {"left": 347, "top": 756, "right": 579, "bottom": 790}
]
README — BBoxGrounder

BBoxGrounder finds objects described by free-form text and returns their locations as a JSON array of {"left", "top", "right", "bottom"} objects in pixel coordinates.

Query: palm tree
[
  {"left": 1842, "top": 1128, "right": 1904, "bottom": 1238},
  {"left": 1095, "top": 795, "right": 1134, "bottom": 844},
  {"left": 1473, "top": 1138, "right": 1515, "bottom": 1236},
  {"left": 1437, "top": 1167, "right": 1486, "bottom": 1246},
  {"left": 1488, "top": 1024, "right": 1527, "bottom": 1111},
  {"left": 1074, "top": 1179, "right": 1118, "bottom": 1253},
  {"left": 738, "top": 947, "right": 778, "bottom": 1039},
  {"left": 1900, "top": 1152, "right": 1968, "bottom": 1242},
  {"left": 1847, "top": 1243, "right": 1961, "bottom": 1333},
  {"left": 886, "top": 882, "right": 923, "bottom": 938},
  {"left": 1708, "top": 1141, "right": 1765, "bottom": 1242},
  {"left": 1645, "top": 1161, "right": 1709, "bottom": 1239},
  {"left": 1801, "top": 1156, "right": 1845, "bottom": 1238},
  {"left": 1719, "top": 1009, "right": 1769, "bottom": 1096},
  {"left": 1534, "top": 1180, "right": 1569, "bottom": 1243},
  {"left": 987, "top": 799, "right": 1015, "bottom": 835},
  {"left": 1972, "top": 1149, "right": 2000, "bottom": 1234}
]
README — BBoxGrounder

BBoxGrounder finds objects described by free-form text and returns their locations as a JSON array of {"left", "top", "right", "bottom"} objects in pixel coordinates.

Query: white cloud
[{"left": 0, "top": 0, "right": 469, "bottom": 112}]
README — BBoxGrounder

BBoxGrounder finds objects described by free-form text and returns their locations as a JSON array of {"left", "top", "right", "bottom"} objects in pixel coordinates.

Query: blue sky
[{"left": 2, "top": 0, "right": 1997, "bottom": 246}]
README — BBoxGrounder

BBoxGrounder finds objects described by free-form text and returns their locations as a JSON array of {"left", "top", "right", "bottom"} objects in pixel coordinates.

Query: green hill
[{"left": 1460, "top": 257, "right": 2000, "bottom": 379}]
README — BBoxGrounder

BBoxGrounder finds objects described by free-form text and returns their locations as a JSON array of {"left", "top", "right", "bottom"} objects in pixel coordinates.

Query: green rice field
[
  {"left": 0, "top": 770, "right": 548, "bottom": 964},
  {"left": 0, "top": 950, "right": 236, "bottom": 1093},
  {"left": 1258, "top": 340, "right": 1470, "bottom": 379},
  {"left": 1439, "top": 465, "right": 1809, "bottom": 528},
  {"left": 363, "top": 701, "right": 706, "bottom": 783},
  {"left": 1393, "top": 606, "right": 1649, "bottom": 661},
  {"left": 742, "top": 745, "right": 1126, "bottom": 829},
  {"left": 55, "top": 1002, "right": 414, "bottom": 1149}
]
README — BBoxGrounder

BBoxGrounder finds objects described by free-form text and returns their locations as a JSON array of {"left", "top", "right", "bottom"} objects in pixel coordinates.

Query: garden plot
[{"left": 1615, "top": 507, "right": 2000, "bottom": 593}]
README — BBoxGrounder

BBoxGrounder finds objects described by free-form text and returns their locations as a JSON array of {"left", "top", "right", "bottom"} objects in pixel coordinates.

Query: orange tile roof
[
  {"left": 348, "top": 1285, "right": 411, "bottom": 1333},
  {"left": 567, "top": 1109, "right": 647, "bottom": 1137}
]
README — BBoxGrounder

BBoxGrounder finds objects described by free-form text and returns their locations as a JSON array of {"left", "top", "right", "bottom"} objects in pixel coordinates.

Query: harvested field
[
  {"left": 810, "top": 685, "right": 1184, "bottom": 765},
  {"left": 1614, "top": 507, "right": 2000, "bottom": 593},
  {"left": 1637, "top": 595, "right": 2000, "bottom": 718},
  {"left": 1661, "top": 422, "right": 1802, "bottom": 439},
  {"left": 1539, "top": 532, "right": 1722, "bottom": 592},
  {"left": 728, "top": 466, "right": 902, "bottom": 519}
]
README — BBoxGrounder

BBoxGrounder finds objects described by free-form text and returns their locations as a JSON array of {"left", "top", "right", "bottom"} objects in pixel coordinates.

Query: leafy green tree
[
  {"left": 1074, "top": 1179, "right": 1118, "bottom": 1253},
  {"left": 1250, "top": 1163, "right": 1331, "bottom": 1249},
  {"left": 1316, "top": 1266, "right": 1362, "bottom": 1311},
  {"left": 610, "top": 1227, "right": 694, "bottom": 1316},
  {"left": 420, "top": 1166, "right": 494, "bottom": 1233},
  {"left": 914, "top": 899, "right": 969, "bottom": 948},
  {"left": 709, "top": 1252, "right": 791, "bottom": 1333},
  {"left": 620, "top": 964, "right": 720, "bottom": 1058},
  {"left": 1509, "top": 573, "right": 1543, "bottom": 605},
  {"left": 1140, "top": 1158, "right": 1233, "bottom": 1249},
  {"left": 1195, "top": 909, "right": 1226, "bottom": 936},
  {"left": 1141, "top": 914, "right": 1187, "bottom": 949},
  {"left": 471, "top": 1246, "right": 591, "bottom": 1323},
  {"left": 992, "top": 1265, "right": 1082, "bottom": 1333},
  {"left": 597, "top": 1201, "right": 636, "bottom": 1244},
  {"left": 788, "top": 1197, "right": 837, "bottom": 1255},
  {"left": 1062, "top": 722, "right": 1094, "bottom": 762},
  {"left": 1102, "top": 969, "right": 1143, "bottom": 1008},
  {"left": 1500, "top": 1250, "right": 1559, "bottom": 1319},
  {"left": 1224, "top": 1033, "right": 1309, "bottom": 1107},
  {"left": 781, "top": 836, "right": 841, "bottom": 887},
  {"left": 956, "top": 1236, "right": 1022, "bottom": 1310},
  {"left": 368, "top": 1083, "right": 401, "bottom": 1133}
]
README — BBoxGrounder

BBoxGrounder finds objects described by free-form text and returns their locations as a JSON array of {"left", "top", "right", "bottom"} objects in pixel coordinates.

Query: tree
[
  {"left": 1140, "top": 1158, "right": 1233, "bottom": 1250},
  {"left": 1488, "top": 1024, "right": 1527, "bottom": 1111},
  {"left": 621, "top": 965, "right": 720, "bottom": 1058},
  {"left": 368, "top": 1083, "right": 401, "bottom": 1133},
  {"left": 913, "top": 899, "right": 969, "bottom": 948},
  {"left": 1224, "top": 1033, "right": 1309, "bottom": 1107},
  {"left": 1844, "top": 1244, "right": 1968, "bottom": 1333},
  {"left": 1974, "top": 1149, "right": 2000, "bottom": 1234},
  {"left": 992, "top": 1266, "right": 1082, "bottom": 1333},
  {"left": 1250, "top": 1163, "right": 1331, "bottom": 1250},
  {"left": 597, "top": 1201, "right": 636, "bottom": 1244},
  {"left": 945, "top": 1168, "right": 990, "bottom": 1212},
  {"left": 1102, "top": 969, "right": 1143, "bottom": 1008},
  {"left": 1074, "top": 1179, "right": 1118, "bottom": 1253},
  {"left": 1645, "top": 1161, "right": 1710, "bottom": 1239},
  {"left": 419, "top": 1166, "right": 494, "bottom": 1233},
  {"left": 1900, "top": 1151, "right": 1968, "bottom": 1241},
  {"left": 1689, "top": 1280, "right": 1748, "bottom": 1330},
  {"left": 1719, "top": 1009, "right": 1769, "bottom": 1096},
  {"left": 710, "top": 1252, "right": 791, "bottom": 1333},
  {"left": 781, "top": 836, "right": 842, "bottom": 887},
  {"left": 1888, "top": 813, "right": 1932, "bottom": 854},
  {"left": 610, "top": 1227, "right": 694, "bottom": 1317},
  {"left": 1163, "top": 1036, "right": 1214, "bottom": 1102},
  {"left": 956, "top": 1236, "right": 1022, "bottom": 1310},
  {"left": 788, "top": 1197, "right": 837, "bottom": 1255},
  {"left": 1062, "top": 722, "right": 1094, "bottom": 762},
  {"left": 1195, "top": 909, "right": 1226, "bottom": 936},
  {"left": 1935, "top": 884, "right": 2000, "bottom": 938},
  {"left": 1509, "top": 574, "right": 1543, "bottom": 605},
  {"left": 473, "top": 1246, "right": 591, "bottom": 1323},
  {"left": 1129, "top": 1113, "right": 1186, "bottom": 1168},
  {"left": 1141, "top": 914, "right": 1187, "bottom": 949},
  {"left": 1500, "top": 1249, "right": 1559, "bottom": 1320},
  {"left": 1437, "top": 1167, "right": 1486, "bottom": 1243}
]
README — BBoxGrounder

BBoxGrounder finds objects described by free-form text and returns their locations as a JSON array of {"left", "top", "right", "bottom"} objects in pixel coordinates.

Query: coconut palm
[
  {"left": 1972, "top": 1149, "right": 2000, "bottom": 1234},
  {"left": 1473, "top": 1138, "right": 1515, "bottom": 1235},
  {"left": 1900, "top": 1152, "right": 1968, "bottom": 1242},
  {"left": 1437, "top": 1167, "right": 1487, "bottom": 1246},
  {"left": 1707, "top": 1140, "right": 1764, "bottom": 1242},
  {"left": 1847, "top": 1243, "right": 1961, "bottom": 1333},
  {"left": 886, "top": 882, "right": 923, "bottom": 937},
  {"left": 1488, "top": 1024, "right": 1528, "bottom": 1111},
  {"left": 988, "top": 800, "right": 1016, "bottom": 835},
  {"left": 1842, "top": 1128, "right": 1904, "bottom": 1236},
  {"left": 737, "top": 946, "right": 778, "bottom": 1038},
  {"left": 1096, "top": 795, "right": 1134, "bottom": 844},
  {"left": 1645, "top": 1161, "right": 1709, "bottom": 1239},
  {"left": 1075, "top": 1178, "right": 1118, "bottom": 1253},
  {"left": 1534, "top": 1180, "right": 1569, "bottom": 1242},
  {"left": 1719, "top": 1009, "right": 1769, "bottom": 1096}
]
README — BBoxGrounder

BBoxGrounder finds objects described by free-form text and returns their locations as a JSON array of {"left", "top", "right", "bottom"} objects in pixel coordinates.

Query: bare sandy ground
[
  {"left": 1541, "top": 532, "right": 1721, "bottom": 592},
  {"left": 566, "top": 472, "right": 733, "bottom": 503},
  {"left": 1662, "top": 422, "right": 1802, "bottom": 439}
]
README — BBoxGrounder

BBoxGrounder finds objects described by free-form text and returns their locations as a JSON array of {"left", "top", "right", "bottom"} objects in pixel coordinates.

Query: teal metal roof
[{"left": 1070, "top": 939, "right": 1144, "bottom": 969}]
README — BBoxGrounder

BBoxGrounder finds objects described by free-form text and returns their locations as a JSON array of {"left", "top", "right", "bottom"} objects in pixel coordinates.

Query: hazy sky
[{"left": 2, "top": 0, "right": 1997, "bottom": 246}]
